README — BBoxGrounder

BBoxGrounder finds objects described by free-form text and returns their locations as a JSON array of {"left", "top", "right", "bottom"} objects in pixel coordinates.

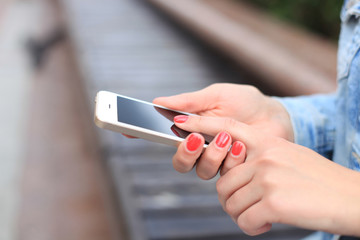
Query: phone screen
[{"left": 117, "top": 96, "right": 192, "bottom": 139}]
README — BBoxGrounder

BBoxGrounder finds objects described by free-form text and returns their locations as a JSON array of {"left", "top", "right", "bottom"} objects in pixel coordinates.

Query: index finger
[
  {"left": 153, "top": 88, "right": 213, "bottom": 114},
  {"left": 174, "top": 115, "right": 261, "bottom": 150}
]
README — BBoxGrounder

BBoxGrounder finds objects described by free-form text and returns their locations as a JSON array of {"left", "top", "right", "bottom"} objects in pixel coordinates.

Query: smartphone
[{"left": 94, "top": 91, "right": 212, "bottom": 147}]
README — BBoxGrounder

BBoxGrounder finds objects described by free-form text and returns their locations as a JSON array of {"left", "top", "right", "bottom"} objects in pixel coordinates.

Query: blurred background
[
  {"left": 242, "top": 0, "right": 342, "bottom": 40},
  {"left": 0, "top": 0, "right": 341, "bottom": 239}
]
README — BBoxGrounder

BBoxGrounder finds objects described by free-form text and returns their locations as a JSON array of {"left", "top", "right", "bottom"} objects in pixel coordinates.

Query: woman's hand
[
  {"left": 154, "top": 83, "right": 294, "bottom": 142},
  {"left": 173, "top": 115, "right": 360, "bottom": 237}
]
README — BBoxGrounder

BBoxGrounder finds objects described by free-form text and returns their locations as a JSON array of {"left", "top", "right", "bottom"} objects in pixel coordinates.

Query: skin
[
  {"left": 154, "top": 83, "right": 294, "bottom": 142},
  {"left": 153, "top": 83, "right": 360, "bottom": 237}
]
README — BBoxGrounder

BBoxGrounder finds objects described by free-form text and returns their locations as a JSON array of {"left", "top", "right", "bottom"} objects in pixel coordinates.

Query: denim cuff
[{"left": 273, "top": 95, "right": 336, "bottom": 159}]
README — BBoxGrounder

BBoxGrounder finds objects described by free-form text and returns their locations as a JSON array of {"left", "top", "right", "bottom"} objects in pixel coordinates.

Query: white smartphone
[{"left": 94, "top": 91, "right": 212, "bottom": 147}]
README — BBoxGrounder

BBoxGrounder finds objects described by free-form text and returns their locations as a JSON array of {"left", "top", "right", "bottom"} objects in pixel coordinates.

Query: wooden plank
[
  {"left": 108, "top": 156, "right": 149, "bottom": 240},
  {"left": 206, "top": 0, "right": 337, "bottom": 78},
  {"left": 145, "top": 217, "right": 312, "bottom": 240},
  {"left": 138, "top": 194, "right": 225, "bottom": 217},
  {"left": 146, "top": 0, "right": 337, "bottom": 95}
]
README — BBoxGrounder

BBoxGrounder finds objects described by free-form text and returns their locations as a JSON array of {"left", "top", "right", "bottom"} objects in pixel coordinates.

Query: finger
[
  {"left": 237, "top": 201, "right": 273, "bottom": 236},
  {"left": 195, "top": 132, "right": 232, "bottom": 180},
  {"left": 224, "top": 180, "right": 262, "bottom": 221},
  {"left": 173, "top": 133, "right": 205, "bottom": 173},
  {"left": 216, "top": 163, "right": 255, "bottom": 207},
  {"left": 174, "top": 115, "right": 260, "bottom": 150},
  {"left": 122, "top": 134, "right": 138, "bottom": 139},
  {"left": 220, "top": 141, "right": 246, "bottom": 176},
  {"left": 153, "top": 88, "right": 212, "bottom": 113}
]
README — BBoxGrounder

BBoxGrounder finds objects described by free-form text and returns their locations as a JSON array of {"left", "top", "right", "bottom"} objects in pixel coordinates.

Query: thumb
[{"left": 153, "top": 88, "right": 213, "bottom": 114}]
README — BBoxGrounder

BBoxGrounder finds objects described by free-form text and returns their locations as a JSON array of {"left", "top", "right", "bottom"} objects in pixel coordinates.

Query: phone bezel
[{"left": 94, "top": 91, "right": 186, "bottom": 147}]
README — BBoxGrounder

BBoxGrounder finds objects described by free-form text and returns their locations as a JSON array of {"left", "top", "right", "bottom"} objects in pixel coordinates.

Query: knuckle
[
  {"left": 256, "top": 149, "right": 278, "bottom": 167},
  {"left": 172, "top": 155, "right": 194, "bottom": 173},
  {"left": 196, "top": 166, "right": 215, "bottom": 180},
  {"left": 244, "top": 229, "right": 259, "bottom": 236},
  {"left": 237, "top": 213, "right": 266, "bottom": 236},
  {"left": 196, "top": 151, "right": 224, "bottom": 180},
  {"left": 237, "top": 215, "right": 255, "bottom": 235},
  {"left": 207, "top": 154, "right": 222, "bottom": 169},
  {"left": 252, "top": 165, "right": 279, "bottom": 192},
  {"left": 224, "top": 199, "right": 236, "bottom": 215},
  {"left": 223, "top": 117, "right": 239, "bottom": 130},
  {"left": 255, "top": 167, "right": 277, "bottom": 191},
  {"left": 262, "top": 173, "right": 276, "bottom": 189},
  {"left": 264, "top": 194, "right": 282, "bottom": 216},
  {"left": 244, "top": 85, "right": 259, "bottom": 94},
  {"left": 195, "top": 115, "right": 206, "bottom": 128}
]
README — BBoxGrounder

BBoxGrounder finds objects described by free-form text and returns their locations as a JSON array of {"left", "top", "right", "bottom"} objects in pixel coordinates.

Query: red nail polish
[
  {"left": 171, "top": 125, "right": 180, "bottom": 137},
  {"left": 216, "top": 132, "right": 231, "bottom": 148},
  {"left": 174, "top": 115, "right": 189, "bottom": 123},
  {"left": 186, "top": 134, "right": 202, "bottom": 152},
  {"left": 231, "top": 141, "right": 243, "bottom": 156}
]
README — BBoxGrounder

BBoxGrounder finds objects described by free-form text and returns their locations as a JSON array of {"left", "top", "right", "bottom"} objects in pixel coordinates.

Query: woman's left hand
[{"left": 173, "top": 115, "right": 360, "bottom": 237}]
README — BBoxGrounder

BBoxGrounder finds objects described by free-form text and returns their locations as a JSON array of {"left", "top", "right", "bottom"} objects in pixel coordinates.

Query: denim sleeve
[{"left": 274, "top": 94, "right": 337, "bottom": 159}]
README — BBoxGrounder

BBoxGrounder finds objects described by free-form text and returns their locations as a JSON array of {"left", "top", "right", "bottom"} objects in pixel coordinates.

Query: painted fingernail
[
  {"left": 216, "top": 132, "right": 231, "bottom": 148},
  {"left": 171, "top": 125, "right": 180, "bottom": 137},
  {"left": 231, "top": 141, "right": 243, "bottom": 156},
  {"left": 174, "top": 115, "right": 189, "bottom": 123},
  {"left": 186, "top": 134, "right": 202, "bottom": 152}
]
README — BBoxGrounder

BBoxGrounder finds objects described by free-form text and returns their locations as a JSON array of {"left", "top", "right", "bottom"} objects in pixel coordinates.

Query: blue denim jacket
[{"left": 277, "top": 1, "right": 360, "bottom": 239}]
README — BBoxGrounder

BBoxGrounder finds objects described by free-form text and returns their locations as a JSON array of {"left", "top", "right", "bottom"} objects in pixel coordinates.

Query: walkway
[{"left": 62, "top": 0, "right": 312, "bottom": 239}]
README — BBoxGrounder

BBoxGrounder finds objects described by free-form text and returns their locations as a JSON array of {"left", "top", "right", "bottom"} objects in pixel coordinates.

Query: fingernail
[
  {"left": 171, "top": 125, "right": 180, "bottom": 137},
  {"left": 216, "top": 132, "right": 231, "bottom": 148},
  {"left": 231, "top": 141, "right": 243, "bottom": 156},
  {"left": 174, "top": 115, "right": 189, "bottom": 123},
  {"left": 186, "top": 134, "right": 202, "bottom": 152}
]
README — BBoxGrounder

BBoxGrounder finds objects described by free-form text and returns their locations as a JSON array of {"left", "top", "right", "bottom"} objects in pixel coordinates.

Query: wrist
[
  {"left": 324, "top": 168, "right": 360, "bottom": 237},
  {"left": 267, "top": 97, "right": 294, "bottom": 142},
  {"left": 337, "top": 170, "right": 360, "bottom": 237}
]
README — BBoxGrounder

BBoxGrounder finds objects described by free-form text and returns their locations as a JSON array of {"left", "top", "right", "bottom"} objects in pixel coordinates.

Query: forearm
[{"left": 331, "top": 169, "right": 360, "bottom": 237}]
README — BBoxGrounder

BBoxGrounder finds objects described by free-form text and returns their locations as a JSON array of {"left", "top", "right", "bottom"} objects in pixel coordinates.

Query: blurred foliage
[{"left": 239, "top": 0, "right": 343, "bottom": 40}]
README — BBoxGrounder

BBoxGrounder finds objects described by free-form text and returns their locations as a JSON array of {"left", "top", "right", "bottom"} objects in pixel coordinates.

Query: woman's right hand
[
  {"left": 153, "top": 83, "right": 294, "bottom": 142},
  {"left": 172, "top": 115, "right": 360, "bottom": 237}
]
